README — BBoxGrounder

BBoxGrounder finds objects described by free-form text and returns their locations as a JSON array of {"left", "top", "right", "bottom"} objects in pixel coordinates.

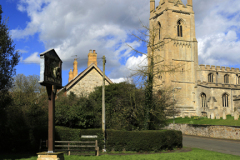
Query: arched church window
[
  {"left": 158, "top": 22, "right": 161, "bottom": 40},
  {"left": 177, "top": 20, "right": 183, "bottom": 37},
  {"left": 158, "top": 75, "right": 162, "bottom": 80},
  {"left": 222, "top": 93, "right": 228, "bottom": 107},
  {"left": 201, "top": 93, "right": 207, "bottom": 108},
  {"left": 208, "top": 73, "right": 213, "bottom": 83},
  {"left": 224, "top": 74, "right": 229, "bottom": 83}
]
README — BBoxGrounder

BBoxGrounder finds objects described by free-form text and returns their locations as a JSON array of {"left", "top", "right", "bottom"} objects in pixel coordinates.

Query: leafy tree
[
  {"left": 0, "top": 5, "right": 20, "bottom": 105},
  {"left": 1, "top": 74, "right": 48, "bottom": 152},
  {"left": 0, "top": 5, "right": 20, "bottom": 150},
  {"left": 11, "top": 74, "right": 46, "bottom": 106},
  {"left": 55, "top": 92, "right": 96, "bottom": 128},
  {"left": 9, "top": 74, "right": 48, "bottom": 127},
  {"left": 89, "top": 82, "right": 146, "bottom": 131}
]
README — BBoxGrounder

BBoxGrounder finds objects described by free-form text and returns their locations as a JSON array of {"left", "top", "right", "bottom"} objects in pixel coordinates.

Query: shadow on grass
[{"left": 0, "top": 152, "right": 37, "bottom": 160}]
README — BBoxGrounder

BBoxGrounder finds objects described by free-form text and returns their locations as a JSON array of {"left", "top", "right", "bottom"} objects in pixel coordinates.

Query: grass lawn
[
  {"left": 1, "top": 148, "right": 240, "bottom": 160},
  {"left": 167, "top": 115, "right": 240, "bottom": 126}
]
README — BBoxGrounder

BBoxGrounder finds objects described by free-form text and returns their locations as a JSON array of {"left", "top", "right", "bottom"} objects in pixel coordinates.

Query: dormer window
[{"left": 177, "top": 20, "right": 183, "bottom": 37}]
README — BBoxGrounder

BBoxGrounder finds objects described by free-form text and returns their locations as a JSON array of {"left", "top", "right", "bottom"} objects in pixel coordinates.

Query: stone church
[
  {"left": 57, "top": 50, "right": 112, "bottom": 97},
  {"left": 149, "top": 0, "right": 240, "bottom": 117}
]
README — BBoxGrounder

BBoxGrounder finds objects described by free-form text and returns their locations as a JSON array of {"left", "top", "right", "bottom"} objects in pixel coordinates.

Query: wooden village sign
[{"left": 39, "top": 49, "right": 63, "bottom": 153}]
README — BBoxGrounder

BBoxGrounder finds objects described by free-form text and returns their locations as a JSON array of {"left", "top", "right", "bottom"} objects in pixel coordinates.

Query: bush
[
  {"left": 55, "top": 126, "right": 182, "bottom": 152},
  {"left": 55, "top": 93, "right": 97, "bottom": 128},
  {"left": 106, "top": 129, "right": 182, "bottom": 152}
]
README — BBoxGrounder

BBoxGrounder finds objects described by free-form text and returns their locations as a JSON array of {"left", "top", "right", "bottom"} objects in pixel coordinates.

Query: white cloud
[
  {"left": 22, "top": 52, "right": 40, "bottom": 64},
  {"left": 225, "top": 30, "right": 237, "bottom": 41},
  {"left": 10, "top": 0, "right": 240, "bottom": 79},
  {"left": 11, "top": 0, "right": 149, "bottom": 79},
  {"left": 110, "top": 78, "right": 126, "bottom": 83},
  {"left": 108, "top": 54, "right": 147, "bottom": 80},
  {"left": 17, "top": 49, "right": 28, "bottom": 54},
  {"left": 126, "top": 54, "right": 147, "bottom": 71}
]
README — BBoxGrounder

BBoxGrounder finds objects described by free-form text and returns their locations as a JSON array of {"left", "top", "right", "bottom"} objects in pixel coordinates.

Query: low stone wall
[{"left": 164, "top": 123, "right": 240, "bottom": 140}]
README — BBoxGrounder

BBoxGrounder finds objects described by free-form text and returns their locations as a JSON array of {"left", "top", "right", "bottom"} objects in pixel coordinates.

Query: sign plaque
[{"left": 39, "top": 49, "right": 62, "bottom": 89}]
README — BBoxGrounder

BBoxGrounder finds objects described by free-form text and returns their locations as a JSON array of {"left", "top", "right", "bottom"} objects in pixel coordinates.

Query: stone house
[
  {"left": 57, "top": 50, "right": 112, "bottom": 97},
  {"left": 149, "top": 0, "right": 240, "bottom": 117}
]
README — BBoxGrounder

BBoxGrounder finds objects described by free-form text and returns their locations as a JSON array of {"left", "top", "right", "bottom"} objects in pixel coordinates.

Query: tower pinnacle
[
  {"left": 187, "top": 0, "right": 193, "bottom": 6},
  {"left": 150, "top": 0, "right": 155, "bottom": 13}
]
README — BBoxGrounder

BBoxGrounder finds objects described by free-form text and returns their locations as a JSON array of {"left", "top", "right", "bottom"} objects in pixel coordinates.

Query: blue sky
[{"left": 2, "top": 0, "right": 240, "bottom": 86}]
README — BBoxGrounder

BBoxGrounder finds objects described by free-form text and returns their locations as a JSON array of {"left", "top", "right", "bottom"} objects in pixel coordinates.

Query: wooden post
[
  {"left": 68, "top": 143, "right": 70, "bottom": 155},
  {"left": 95, "top": 140, "right": 99, "bottom": 156},
  {"left": 102, "top": 56, "right": 106, "bottom": 151},
  {"left": 46, "top": 85, "right": 55, "bottom": 153}
]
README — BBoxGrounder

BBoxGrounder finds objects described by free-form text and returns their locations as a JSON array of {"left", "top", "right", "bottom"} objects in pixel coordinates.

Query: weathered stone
[
  {"left": 188, "top": 112, "right": 191, "bottom": 118},
  {"left": 207, "top": 111, "right": 211, "bottom": 119},
  {"left": 210, "top": 112, "right": 215, "bottom": 119},
  {"left": 222, "top": 111, "right": 226, "bottom": 120},
  {"left": 164, "top": 124, "right": 240, "bottom": 140},
  {"left": 182, "top": 113, "right": 185, "bottom": 118},
  {"left": 216, "top": 114, "right": 220, "bottom": 119},
  {"left": 234, "top": 111, "right": 239, "bottom": 120}
]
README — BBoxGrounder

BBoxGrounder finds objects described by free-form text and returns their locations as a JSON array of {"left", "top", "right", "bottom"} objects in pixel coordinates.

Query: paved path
[{"left": 183, "top": 135, "right": 240, "bottom": 156}]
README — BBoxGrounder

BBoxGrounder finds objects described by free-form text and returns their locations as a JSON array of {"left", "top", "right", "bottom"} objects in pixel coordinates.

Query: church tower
[{"left": 149, "top": 0, "right": 199, "bottom": 113}]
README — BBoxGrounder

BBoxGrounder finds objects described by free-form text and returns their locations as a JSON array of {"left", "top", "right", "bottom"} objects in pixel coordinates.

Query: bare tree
[{"left": 127, "top": 21, "right": 183, "bottom": 129}]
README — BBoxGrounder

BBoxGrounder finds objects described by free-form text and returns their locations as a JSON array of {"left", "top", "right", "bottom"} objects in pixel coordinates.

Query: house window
[
  {"left": 208, "top": 73, "right": 213, "bottom": 83},
  {"left": 224, "top": 74, "right": 229, "bottom": 83},
  {"left": 222, "top": 93, "right": 228, "bottom": 107},
  {"left": 158, "top": 22, "right": 161, "bottom": 40},
  {"left": 201, "top": 93, "right": 207, "bottom": 108},
  {"left": 177, "top": 20, "right": 183, "bottom": 37}
]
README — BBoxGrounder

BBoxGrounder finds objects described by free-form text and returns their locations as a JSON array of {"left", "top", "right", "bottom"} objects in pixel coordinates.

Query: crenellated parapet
[
  {"left": 199, "top": 64, "right": 240, "bottom": 74},
  {"left": 150, "top": 0, "right": 194, "bottom": 20}
]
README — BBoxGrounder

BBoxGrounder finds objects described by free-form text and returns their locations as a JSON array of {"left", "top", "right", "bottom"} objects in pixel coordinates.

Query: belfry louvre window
[
  {"left": 177, "top": 20, "right": 183, "bottom": 37},
  {"left": 201, "top": 93, "right": 207, "bottom": 108},
  {"left": 208, "top": 73, "right": 213, "bottom": 83},
  {"left": 158, "top": 22, "right": 161, "bottom": 40},
  {"left": 222, "top": 93, "right": 228, "bottom": 107},
  {"left": 224, "top": 74, "right": 229, "bottom": 83}
]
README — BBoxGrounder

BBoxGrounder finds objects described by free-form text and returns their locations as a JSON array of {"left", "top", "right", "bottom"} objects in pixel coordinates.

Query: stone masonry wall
[{"left": 164, "top": 123, "right": 240, "bottom": 140}]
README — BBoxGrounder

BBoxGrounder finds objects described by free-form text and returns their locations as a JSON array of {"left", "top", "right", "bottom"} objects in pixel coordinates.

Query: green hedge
[
  {"left": 55, "top": 126, "right": 182, "bottom": 152},
  {"left": 106, "top": 129, "right": 182, "bottom": 152}
]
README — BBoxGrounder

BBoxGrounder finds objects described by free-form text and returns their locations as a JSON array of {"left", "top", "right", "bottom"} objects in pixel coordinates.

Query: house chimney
[
  {"left": 88, "top": 49, "right": 97, "bottom": 66},
  {"left": 68, "top": 69, "right": 73, "bottom": 82},
  {"left": 73, "top": 58, "right": 78, "bottom": 78}
]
